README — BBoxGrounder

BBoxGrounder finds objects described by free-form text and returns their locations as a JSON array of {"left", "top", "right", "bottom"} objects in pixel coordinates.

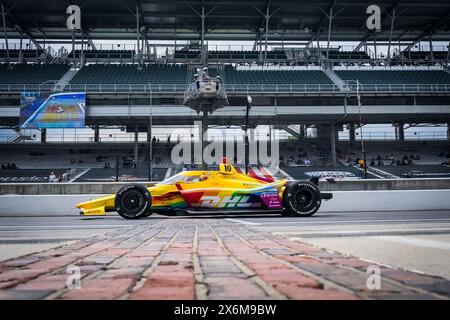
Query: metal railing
[
  {"left": 342, "top": 82, "right": 450, "bottom": 93},
  {"left": 1, "top": 130, "right": 447, "bottom": 144},
  {"left": 0, "top": 83, "right": 449, "bottom": 94},
  {"left": 339, "top": 131, "right": 448, "bottom": 141}
]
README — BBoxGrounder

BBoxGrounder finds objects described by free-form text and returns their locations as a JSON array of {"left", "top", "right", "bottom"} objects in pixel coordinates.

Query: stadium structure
[{"left": 0, "top": 0, "right": 450, "bottom": 184}]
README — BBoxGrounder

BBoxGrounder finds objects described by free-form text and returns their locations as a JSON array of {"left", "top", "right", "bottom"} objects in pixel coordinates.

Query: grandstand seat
[
  {"left": 70, "top": 64, "right": 189, "bottom": 85},
  {"left": 69, "top": 50, "right": 135, "bottom": 61},
  {"left": 402, "top": 51, "right": 449, "bottom": 61},
  {"left": 223, "top": 65, "right": 332, "bottom": 85},
  {"left": 0, "top": 49, "right": 44, "bottom": 62},
  {"left": 323, "top": 50, "right": 370, "bottom": 61},
  {"left": 336, "top": 70, "right": 450, "bottom": 86},
  {"left": 0, "top": 63, "right": 70, "bottom": 90}
]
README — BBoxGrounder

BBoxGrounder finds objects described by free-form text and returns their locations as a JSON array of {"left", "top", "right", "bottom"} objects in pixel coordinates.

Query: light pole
[
  {"left": 356, "top": 80, "right": 368, "bottom": 179},
  {"left": 244, "top": 95, "right": 252, "bottom": 174}
]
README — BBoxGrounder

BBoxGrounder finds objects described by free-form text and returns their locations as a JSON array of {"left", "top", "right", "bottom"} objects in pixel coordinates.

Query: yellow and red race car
[{"left": 76, "top": 162, "right": 332, "bottom": 219}]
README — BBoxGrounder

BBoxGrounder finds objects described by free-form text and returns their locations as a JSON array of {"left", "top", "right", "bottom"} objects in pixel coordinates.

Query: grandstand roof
[{"left": 2, "top": 0, "right": 450, "bottom": 42}]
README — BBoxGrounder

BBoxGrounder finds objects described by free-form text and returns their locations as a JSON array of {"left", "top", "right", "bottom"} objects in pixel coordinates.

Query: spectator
[
  {"left": 167, "top": 135, "right": 171, "bottom": 144},
  {"left": 49, "top": 172, "right": 57, "bottom": 183}
]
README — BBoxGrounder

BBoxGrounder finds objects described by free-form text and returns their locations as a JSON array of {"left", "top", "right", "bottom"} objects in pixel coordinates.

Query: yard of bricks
[{"left": 0, "top": 218, "right": 449, "bottom": 300}]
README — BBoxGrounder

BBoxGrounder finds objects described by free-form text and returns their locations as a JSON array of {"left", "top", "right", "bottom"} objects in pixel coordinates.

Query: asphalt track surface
[{"left": 1, "top": 209, "right": 450, "bottom": 280}]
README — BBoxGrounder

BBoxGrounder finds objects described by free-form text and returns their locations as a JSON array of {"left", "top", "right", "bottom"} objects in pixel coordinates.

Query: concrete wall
[
  {"left": 1, "top": 180, "right": 450, "bottom": 216},
  {"left": 1, "top": 190, "right": 449, "bottom": 216},
  {"left": 1, "top": 179, "right": 450, "bottom": 195}
]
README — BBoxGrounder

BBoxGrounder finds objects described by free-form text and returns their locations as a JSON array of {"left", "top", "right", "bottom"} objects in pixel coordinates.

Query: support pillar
[
  {"left": 19, "top": 32, "right": 23, "bottom": 63},
  {"left": 299, "top": 124, "right": 305, "bottom": 139},
  {"left": 136, "top": 4, "right": 140, "bottom": 67},
  {"left": 316, "top": 124, "right": 330, "bottom": 140},
  {"left": 447, "top": 41, "right": 450, "bottom": 63},
  {"left": 264, "top": 5, "right": 269, "bottom": 65},
  {"left": 201, "top": 5, "right": 205, "bottom": 65},
  {"left": 94, "top": 125, "right": 100, "bottom": 143},
  {"left": 429, "top": 33, "right": 434, "bottom": 63},
  {"left": 349, "top": 123, "right": 356, "bottom": 141},
  {"left": 201, "top": 112, "right": 208, "bottom": 169},
  {"left": 395, "top": 123, "right": 405, "bottom": 141},
  {"left": 326, "top": 6, "right": 333, "bottom": 62},
  {"left": 387, "top": 8, "right": 396, "bottom": 64},
  {"left": 71, "top": 31, "right": 76, "bottom": 67},
  {"left": 134, "top": 124, "right": 139, "bottom": 166},
  {"left": 330, "top": 123, "right": 337, "bottom": 167},
  {"left": 41, "top": 129, "right": 47, "bottom": 143},
  {"left": 1, "top": 4, "right": 9, "bottom": 63},
  {"left": 147, "top": 125, "right": 151, "bottom": 142},
  {"left": 447, "top": 123, "right": 450, "bottom": 141}
]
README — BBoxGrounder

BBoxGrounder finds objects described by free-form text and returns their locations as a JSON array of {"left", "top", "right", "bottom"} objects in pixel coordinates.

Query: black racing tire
[
  {"left": 283, "top": 181, "right": 321, "bottom": 217},
  {"left": 115, "top": 184, "right": 152, "bottom": 220}
]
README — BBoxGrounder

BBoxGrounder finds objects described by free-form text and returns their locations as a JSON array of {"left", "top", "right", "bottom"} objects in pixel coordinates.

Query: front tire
[
  {"left": 283, "top": 181, "right": 321, "bottom": 217},
  {"left": 115, "top": 184, "right": 152, "bottom": 219}
]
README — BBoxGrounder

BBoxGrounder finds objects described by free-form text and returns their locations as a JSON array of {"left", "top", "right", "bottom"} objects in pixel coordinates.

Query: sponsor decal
[
  {"left": 305, "top": 171, "right": 359, "bottom": 180},
  {"left": 196, "top": 195, "right": 262, "bottom": 208},
  {"left": 259, "top": 192, "right": 282, "bottom": 209}
]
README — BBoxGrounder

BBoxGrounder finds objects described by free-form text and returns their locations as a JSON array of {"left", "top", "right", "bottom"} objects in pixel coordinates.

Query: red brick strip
[{"left": 0, "top": 219, "right": 448, "bottom": 300}]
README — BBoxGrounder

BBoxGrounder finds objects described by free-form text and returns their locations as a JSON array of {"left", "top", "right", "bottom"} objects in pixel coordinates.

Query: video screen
[{"left": 19, "top": 92, "right": 86, "bottom": 128}]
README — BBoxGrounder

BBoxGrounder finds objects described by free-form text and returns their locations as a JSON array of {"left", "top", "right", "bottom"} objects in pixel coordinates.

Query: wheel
[
  {"left": 115, "top": 184, "right": 152, "bottom": 219},
  {"left": 283, "top": 181, "right": 321, "bottom": 217}
]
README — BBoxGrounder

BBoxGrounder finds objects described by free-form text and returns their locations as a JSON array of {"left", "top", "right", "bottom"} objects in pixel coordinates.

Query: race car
[{"left": 76, "top": 162, "right": 332, "bottom": 219}]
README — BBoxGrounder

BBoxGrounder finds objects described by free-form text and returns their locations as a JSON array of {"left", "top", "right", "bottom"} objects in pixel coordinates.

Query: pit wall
[{"left": 0, "top": 179, "right": 449, "bottom": 216}]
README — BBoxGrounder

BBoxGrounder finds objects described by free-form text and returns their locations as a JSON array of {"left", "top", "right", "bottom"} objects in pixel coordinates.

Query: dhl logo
[{"left": 196, "top": 195, "right": 262, "bottom": 208}]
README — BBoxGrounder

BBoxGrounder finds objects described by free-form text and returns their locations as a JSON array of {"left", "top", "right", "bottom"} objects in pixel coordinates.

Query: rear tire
[
  {"left": 115, "top": 184, "right": 152, "bottom": 220},
  {"left": 283, "top": 181, "right": 321, "bottom": 217}
]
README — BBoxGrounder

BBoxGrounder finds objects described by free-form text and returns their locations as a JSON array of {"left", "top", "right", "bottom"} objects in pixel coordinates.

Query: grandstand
[
  {"left": 335, "top": 69, "right": 450, "bottom": 85},
  {"left": 0, "top": 64, "right": 70, "bottom": 85},
  {"left": 70, "top": 64, "right": 189, "bottom": 85},
  {"left": 223, "top": 65, "right": 332, "bottom": 85},
  {"left": 0, "top": 0, "right": 449, "bottom": 183}
]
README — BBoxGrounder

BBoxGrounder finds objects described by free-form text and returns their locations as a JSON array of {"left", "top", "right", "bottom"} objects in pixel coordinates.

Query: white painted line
[
  {"left": 0, "top": 224, "right": 135, "bottom": 229},
  {"left": 375, "top": 236, "right": 450, "bottom": 250},
  {"left": 165, "top": 167, "right": 172, "bottom": 178},
  {"left": 250, "top": 218, "right": 450, "bottom": 225},
  {"left": 282, "top": 227, "right": 450, "bottom": 236},
  {"left": 225, "top": 218, "right": 260, "bottom": 226}
]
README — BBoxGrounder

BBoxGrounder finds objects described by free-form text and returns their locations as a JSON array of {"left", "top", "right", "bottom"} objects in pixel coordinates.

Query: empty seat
[
  {"left": 70, "top": 64, "right": 189, "bottom": 85},
  {"left": 0, "top": 63, "right": 70, "bottom": 85},
  {"left": 223, "top": 66, "right": 332, "bottom": 85},
  {"left": 336, "top": 70, "right": 450, "bottom": 85}
]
